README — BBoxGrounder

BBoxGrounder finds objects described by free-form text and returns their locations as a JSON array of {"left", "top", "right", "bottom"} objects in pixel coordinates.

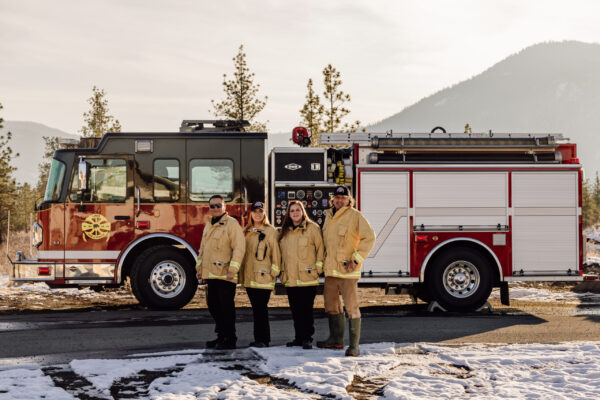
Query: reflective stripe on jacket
[
  {"left": 322, "top": 206, "right": 375, "bottom": 279},
  {"left": 196, "top": 213, "right": 246, "bottom": 283},
  {"left": 240, "top": 223, "right": 281, "bottom": 290},
  {"left": 279, "top": 219, "right": 324, "bottom": 287}
]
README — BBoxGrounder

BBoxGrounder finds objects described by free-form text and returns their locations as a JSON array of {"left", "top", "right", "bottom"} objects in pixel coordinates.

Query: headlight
[{"left": 32, "top": 222, "right": 43, "bottom": 248}]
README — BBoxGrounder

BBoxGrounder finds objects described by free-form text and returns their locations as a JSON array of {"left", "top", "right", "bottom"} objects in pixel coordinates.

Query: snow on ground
[
  {"left": 0, "top": 364, "right": 74, "bottom": 399},
  {"left": 2, "top": 342, "right": 600, "bottom": 399},
  {"left": 490, "top": 286, "right": 600, "bottom": 303},
  {"left": 0, "top": 274, "right": 97, "bottom": 297}
]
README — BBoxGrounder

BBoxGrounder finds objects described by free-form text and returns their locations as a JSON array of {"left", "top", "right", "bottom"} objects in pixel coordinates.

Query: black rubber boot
[
  {"left": 345, "top": 318, "right": 361, "bottom": 357},
  {"left": 316, "top": 313, "right": 345, "bottom": 349}
]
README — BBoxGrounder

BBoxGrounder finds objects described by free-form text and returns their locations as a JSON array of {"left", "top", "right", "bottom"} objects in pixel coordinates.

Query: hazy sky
[{"left": 1, "top": 0, "right": 600, "bottom": 134}]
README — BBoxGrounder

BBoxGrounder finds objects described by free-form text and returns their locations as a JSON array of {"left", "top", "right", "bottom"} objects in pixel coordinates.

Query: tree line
[{"left": 0, "top": 44, "right": 359, "bottom": 240}]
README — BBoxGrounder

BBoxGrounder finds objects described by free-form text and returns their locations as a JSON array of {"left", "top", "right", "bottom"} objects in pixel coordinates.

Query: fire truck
[{"left": 9, "top": 120, "right": 586, "bottom": 311}]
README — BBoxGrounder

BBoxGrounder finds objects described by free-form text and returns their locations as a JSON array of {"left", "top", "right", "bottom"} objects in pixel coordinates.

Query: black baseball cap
[
  {"left": 334, "top": 186, "right": 350, "bottom": 196},
  {"left": 251, "top": 201, "right": 264, "bottom": 210}
]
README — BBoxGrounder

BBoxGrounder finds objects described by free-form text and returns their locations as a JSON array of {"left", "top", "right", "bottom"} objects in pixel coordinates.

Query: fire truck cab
[
  {"left": 11, "top": 120, "right": 266, "bottom": 309},
  {"left": 9, "top": 120, "right": 585, "bottom": 312}
]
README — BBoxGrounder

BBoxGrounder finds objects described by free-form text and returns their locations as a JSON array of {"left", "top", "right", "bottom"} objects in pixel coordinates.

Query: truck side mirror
[{"left": 78, "top": 159, "right": 88, "bottom": 191}]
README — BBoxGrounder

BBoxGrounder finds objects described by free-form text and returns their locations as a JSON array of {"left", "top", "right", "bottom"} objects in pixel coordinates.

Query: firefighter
[
  {"left": 317, "top": 186, "right": 375, "bottom": 357},
  {"left": 196, "top": 194, "right": 245, "bottom": 350},
  {"left": 279, "top": 200, "right": 324, "bottom": 349},
  {"left": 240, "top": 201, "right": 281, "bottom": 348}
]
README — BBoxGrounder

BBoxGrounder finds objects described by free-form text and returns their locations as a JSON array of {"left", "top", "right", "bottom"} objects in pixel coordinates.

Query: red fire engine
[{"left": 9, "top": 120, "right": 586, "bottom": 311}]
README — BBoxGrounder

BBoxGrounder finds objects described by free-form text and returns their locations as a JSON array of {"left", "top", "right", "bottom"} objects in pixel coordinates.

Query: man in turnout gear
[
  {"left": 196, "top": 195, "right": 245, "bottom": 349},
  {"left": 317, "top": 186, "right": 375, "bottom": 356}
]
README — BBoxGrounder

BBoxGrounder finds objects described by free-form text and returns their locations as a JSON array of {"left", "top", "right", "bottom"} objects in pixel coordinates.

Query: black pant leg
[
  {"left": 301, "top": 286, "right": 317, "bottom": 341},
  {"left": 246, "top": 287, "right": 272, "bottom": 343},
  {"left": 206, "top": 279, "right": 222, "bottom": 337},
  {"left": 218, "top": 280, "right": 237, "bottom": 340},
  {"left": 286, "top": 287, "right": 302, "bottom": 341}
]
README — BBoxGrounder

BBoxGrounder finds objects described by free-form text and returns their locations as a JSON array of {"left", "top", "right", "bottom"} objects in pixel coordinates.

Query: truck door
[
  {"left": 132, "top": 138, "right": 186, "bottom": 240},
  {"left": 64, "top": 156, "right": 134, "bottom": 283},
  {"left": 185, "top": 138, "right": 242, "bottom": 250}
]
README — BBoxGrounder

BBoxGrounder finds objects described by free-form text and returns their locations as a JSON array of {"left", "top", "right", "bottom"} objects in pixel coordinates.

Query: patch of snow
[
  {"left": 490, "top": 286, "right": 600, "bottom": 303},
  {"left": 434, "top": 97, "right": 448, "bottom": 107},
  {"left": 0, "top": 365, "right": 74, "bottom": 399},
  {"left": 254, "top": 343, "right": 399, "bottom": 399},
  {"left": 70, "top": 354, "right": 200, "bottom": 395},
  {"left": 149, "top": 362, "right": 303, "bottom": 400}
]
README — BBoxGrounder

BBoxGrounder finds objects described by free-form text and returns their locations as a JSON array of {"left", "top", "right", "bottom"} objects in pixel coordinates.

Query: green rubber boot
[
  {"left": 317, "top": 313, "right": 345, "bottom": 349},
  {"left": 345, "top": 318, "right": 361, "bottom": 357}
]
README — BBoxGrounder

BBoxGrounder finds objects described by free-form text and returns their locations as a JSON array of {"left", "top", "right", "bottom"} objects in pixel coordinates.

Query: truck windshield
[{"left": 44, "top": 159, "right": 66, "bottom": 201}]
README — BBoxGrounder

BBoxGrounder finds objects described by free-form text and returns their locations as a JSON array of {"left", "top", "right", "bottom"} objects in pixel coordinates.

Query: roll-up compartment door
[
  {"left": 359, "top": 171, "right": 409, "bottom": 275},
  {"left": 512, "top": 171, "right": 578, "bottom": 275}
]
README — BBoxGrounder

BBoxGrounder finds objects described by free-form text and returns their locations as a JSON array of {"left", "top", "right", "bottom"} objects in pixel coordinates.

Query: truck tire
[
  {"left": 426, "top": 248, "right": 493, "bottom": 312},
  {"left": 130, "top": 245, "right": 198, "bottom": 310}
]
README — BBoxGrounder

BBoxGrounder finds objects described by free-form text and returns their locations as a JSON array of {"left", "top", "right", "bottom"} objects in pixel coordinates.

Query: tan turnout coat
[
  {"left": 196, "top": 213, "right": 246, "bottom": 283},
  {"left": 279, "top": 219, "right": 324, "bottom": 287},
  {"left": 240, "top": 224, "right": 281, "bottom": 290},
  {"left": 322, "top": 206, "right": 376, "bottom": 279}
]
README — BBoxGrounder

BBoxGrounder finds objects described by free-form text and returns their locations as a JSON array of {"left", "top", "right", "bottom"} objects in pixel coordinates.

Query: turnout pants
[
  {"left": 286, "top": 286, "right": 317, "bottom": 342},
  {"left": 206, "top": 279, "right": 237, "bottom": 340},
  {"left": 323, "top": 277, "right": 361, "bottom": 318},
  {"left": 245, "top": 287, "right": 272, "bottom": 344}
]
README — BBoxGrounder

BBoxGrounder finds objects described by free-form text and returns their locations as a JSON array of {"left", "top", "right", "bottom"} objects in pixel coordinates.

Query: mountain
[
  {"left": 368, "top": 41, "right": 600, "bottom": 177},
  {"left": 0, "top": 121, "right": 78, "bottom": 185}
]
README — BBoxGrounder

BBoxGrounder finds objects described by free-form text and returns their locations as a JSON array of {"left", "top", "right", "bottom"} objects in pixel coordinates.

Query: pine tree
[
  {"left": 299, "top": 78, "right": 324, "bottom": 146},
  {"left": 80, "top": 86, "right": 122, "bottom": 137},
  {"left": 591, "top": 172, "right": 600, "bottom": 227},
  {"left": 0, "top": 102, "right": 19, "bottom": 241},
  {"left": 582, "top": 178, "right": 596, "bottom": 228},
  {"left": 211, "top": 45, "right": 268, "bottom": 132},
  {"left": 321, "top": 64, "right": 360, "bottom": 133}
]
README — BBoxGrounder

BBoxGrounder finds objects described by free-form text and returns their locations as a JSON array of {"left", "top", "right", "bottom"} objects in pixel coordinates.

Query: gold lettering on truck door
[{"left": 81, "top": 214, "right": 111, "bottom": 242}]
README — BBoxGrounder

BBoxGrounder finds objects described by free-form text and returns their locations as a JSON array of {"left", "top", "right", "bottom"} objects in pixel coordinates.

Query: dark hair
[
  {"left": 278, "top": 200, "right": 309, "bottom": 242},
  {"left": 208, "top": 194, "right": 224, "bottom": 202}
]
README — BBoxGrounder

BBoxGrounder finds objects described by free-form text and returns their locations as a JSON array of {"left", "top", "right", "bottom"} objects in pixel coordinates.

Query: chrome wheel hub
[
  {"left": 442, "top": 260, "right": 480, "bottom": 298},
  {"left": 150, "top": 261, "right": 186, "bottom": 298}
]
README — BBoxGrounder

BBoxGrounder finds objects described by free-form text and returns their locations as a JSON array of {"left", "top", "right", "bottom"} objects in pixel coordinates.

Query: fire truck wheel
[
  {"left": 427, "top": 248, "right": 493, "bottom": 312},
  {"left": 130, "top": 246, "right": 198, "bottom": 310}
]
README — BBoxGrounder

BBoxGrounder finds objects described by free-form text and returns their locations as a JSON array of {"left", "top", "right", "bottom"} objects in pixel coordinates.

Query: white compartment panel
[
  {"left": 513, "top": 215, "right": 578, "bottom": 273},
  {"left": 512, "top": 171, "right": 577, "bottom": 208},
  {"left": 414, "top": 172, "right": 507, "bottom": 208},
  {"left": 360, "top": 171, "right": 409, "bottom": 274}
]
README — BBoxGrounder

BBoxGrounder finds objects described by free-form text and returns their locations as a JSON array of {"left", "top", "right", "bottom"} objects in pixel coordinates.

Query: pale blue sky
[{"left": 1, "top": 0, "right": 600, "bottom": 134}]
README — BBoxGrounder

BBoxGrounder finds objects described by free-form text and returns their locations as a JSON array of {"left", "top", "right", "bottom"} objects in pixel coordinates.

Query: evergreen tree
[
  {"left": 12, "top": 183, "right": 37, "bottom": 232},
  {"left": 0, "top": 102, "right": 19, "bottom": 241},
  {"left": 299, "top": 78, "right": 324, "bottom": 145},
  {"left": 211, "top": 45, "right": 268, "bottom": 132},
  {"left": 321, "top": 64, "right": 360, "bottom": 133},
  {"left": 582, "top": 178, "right": 596, "bottom": 228},
  {"left": 80, "top": 86, "right": 122, "bottom": 137}
]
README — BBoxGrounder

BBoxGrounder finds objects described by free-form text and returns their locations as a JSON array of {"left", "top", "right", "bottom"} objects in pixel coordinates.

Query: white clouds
[{"left": 1, "top": 0, "right": 599, "bottom": 133}]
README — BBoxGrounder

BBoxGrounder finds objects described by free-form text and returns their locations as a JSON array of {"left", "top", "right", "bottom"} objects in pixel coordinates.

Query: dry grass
[{"left": 0, "top": 231, "right": 32, "bottom": 275}]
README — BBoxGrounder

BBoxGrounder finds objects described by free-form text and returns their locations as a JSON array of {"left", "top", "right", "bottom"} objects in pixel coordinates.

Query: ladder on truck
[{"left": 319, "top": 131, "right": 574, "bottom": 164}]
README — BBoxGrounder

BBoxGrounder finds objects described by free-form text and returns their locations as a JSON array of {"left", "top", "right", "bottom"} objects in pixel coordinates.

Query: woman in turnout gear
[
  {"left": 317, "top": 186, "right": 376, "bottom": 357},
  {"left": 279, "top": 200, "right": 324, "bottom": 349},
  {"left": 240, "top": 201, "right": 281, "bottom": 348},
  {"left": 196, "top": 195, "right": 245, "bottom": 350}
]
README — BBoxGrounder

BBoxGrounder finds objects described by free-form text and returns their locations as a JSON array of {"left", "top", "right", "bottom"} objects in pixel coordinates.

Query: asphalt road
[{"left": 1, "top": 302, "right": 599, "bottom": 366}]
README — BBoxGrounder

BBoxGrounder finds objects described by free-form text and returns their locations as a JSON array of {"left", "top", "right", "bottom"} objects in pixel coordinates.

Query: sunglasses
[{"left": 209, "top": 203, "right": 223, "bottom": 209}]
